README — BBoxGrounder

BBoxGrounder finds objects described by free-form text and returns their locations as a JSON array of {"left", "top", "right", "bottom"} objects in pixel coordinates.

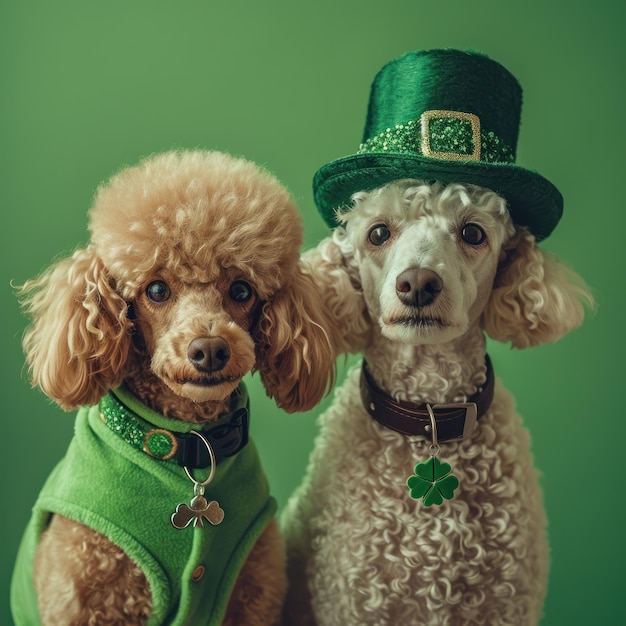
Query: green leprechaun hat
[{"left": 313, "top": 48, "right": 563, "bottom": 240}]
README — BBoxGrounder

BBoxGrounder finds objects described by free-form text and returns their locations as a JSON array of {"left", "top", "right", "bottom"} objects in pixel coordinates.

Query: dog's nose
[
  {"left": 396, "top": 268, "right": 443, "bottom": 307},
  {"left": 187, "top": 337, "right": 231, "bottom": 373}
]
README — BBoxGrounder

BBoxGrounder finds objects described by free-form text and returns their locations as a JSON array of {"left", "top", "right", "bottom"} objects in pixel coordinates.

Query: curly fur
[
  {"left": 282, "top": 180, "right": 593, "bottom": 625},
  {"left": 16, "top": 150, "right": 339, "bottom": 625},
  {"left": 20, "top": 151, "right": 335, "bottom": 413},
  {"left": 484, "top": 228, "right": 592, "bottom": 348}
]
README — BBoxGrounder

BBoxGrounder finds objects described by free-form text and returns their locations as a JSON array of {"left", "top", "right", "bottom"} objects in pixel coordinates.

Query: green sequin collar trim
[
  {"left": 358, "top": 110, "right": 514, "bottom": 164},
  {"left": 99, "top": 384, "right": 249, "bottom": 464}
]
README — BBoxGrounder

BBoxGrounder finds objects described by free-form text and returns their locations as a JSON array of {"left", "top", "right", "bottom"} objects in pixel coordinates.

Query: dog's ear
[
  {"left": 254, "top": 261, "right": 338, "bottom": 413},
  {"left": 17, "top": 247, "right": 132, "bottom": 410},
  {"left": 254, "top": 235, "right": 370, "bottom": 413},
  {"left": 306, "top": 233, "right": 370, "bottom": 354},
  {"left": 482, "top": 228, "right": 594, "bottom": 348}
]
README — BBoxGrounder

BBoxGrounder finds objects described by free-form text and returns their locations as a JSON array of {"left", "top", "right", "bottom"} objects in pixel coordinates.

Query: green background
[{"left": 1, "top": 1, "right": 623, "bottom": 624}]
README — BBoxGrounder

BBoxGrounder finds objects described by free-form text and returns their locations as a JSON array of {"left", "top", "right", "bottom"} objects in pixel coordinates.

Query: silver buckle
[{"left": 432, "top": 402, "right": 478, "bottom": 440}]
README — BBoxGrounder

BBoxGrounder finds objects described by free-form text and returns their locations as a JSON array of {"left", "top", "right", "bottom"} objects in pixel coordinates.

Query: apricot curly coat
[{"left": 16, "top": 151, "right": 338, "bottom": 625}]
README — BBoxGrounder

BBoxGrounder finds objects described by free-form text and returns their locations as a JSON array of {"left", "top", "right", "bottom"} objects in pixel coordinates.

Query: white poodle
[{"left": 282, "top": 180, "right": 592, "bottom": 625}]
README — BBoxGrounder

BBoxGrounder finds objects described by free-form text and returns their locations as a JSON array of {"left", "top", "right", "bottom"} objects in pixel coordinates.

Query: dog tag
[
  {"left": 172, "top": 485, "right": 225, "bottom": 529},
  {"left": 407, "top": 456, "right": 459, "bottom": 506},
  {"left": 171, "top": 429, "right": 225, "bottom": 528},
  {"left": 406, "top": 404, "right": 459, "bottom": 506}
]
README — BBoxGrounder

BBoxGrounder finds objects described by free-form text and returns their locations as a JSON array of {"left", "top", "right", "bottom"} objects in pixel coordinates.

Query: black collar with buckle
[
  {"left": 360, "top": 356, "right": 495, "bottom": 442},
  {"left": 99, "top": 385, "right": 249, "bottom": 469}
]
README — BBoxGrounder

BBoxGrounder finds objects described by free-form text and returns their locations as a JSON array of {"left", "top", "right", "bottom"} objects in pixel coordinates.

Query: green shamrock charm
[{"left": 407, "top": 456, "right": 459, "bottom": 506}]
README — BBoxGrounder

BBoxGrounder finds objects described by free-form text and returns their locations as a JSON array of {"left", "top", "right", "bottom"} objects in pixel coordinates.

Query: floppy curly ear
[
  {"left": 482, "top": 228, "right": 594, "bottom": 348},
  {"left": 255, "top": 235, "right": 371, "bottom": 413},
  {"left": 17, "top": 246, "right": 132, "bottom": 410},
  {"left": 304, "top": 233, "right": 370, "bottom": 355},
  {"left": 254, "top": 262, "right": 339, "bottom": 413}
]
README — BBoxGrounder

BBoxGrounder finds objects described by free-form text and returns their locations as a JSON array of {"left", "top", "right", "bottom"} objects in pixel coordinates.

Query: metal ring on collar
[
  {"left": 426, "top": 404, "right": 440, "bottom": 458},
  {"left": 183, "top": 430, "right": 216, "bottom": 488}
]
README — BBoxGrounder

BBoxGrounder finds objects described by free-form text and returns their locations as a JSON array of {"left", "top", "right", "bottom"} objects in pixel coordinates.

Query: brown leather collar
[{"left": 360, "top": 355, "right": 494, "bottom": 442}]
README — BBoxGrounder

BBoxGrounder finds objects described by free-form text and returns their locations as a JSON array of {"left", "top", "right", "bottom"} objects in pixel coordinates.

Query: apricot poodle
[{"left": 11, "top": 150, "right": 336, "bottom": 625}]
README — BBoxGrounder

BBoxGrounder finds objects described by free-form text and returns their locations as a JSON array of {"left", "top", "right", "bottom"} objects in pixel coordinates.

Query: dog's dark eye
[
  {"left": 368, "top": 224, "right": 391, "bottom": 246},
  {"left": 229, "top": 280, "right": 253, "bottom": 303},
  {"left": 146, "top": 281, "right": 171, "bottom": 303},
  {"left": 461, "top": 223, "right": 487, "bottom": 246}
]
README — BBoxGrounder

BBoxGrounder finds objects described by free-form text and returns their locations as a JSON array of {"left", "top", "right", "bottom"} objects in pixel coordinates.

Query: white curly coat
[{"left": 282, "top": 181, "right": 592, "bottom": 625}]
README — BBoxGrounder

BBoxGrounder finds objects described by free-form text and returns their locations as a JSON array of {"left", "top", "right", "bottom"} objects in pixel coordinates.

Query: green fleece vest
[{"left": 11, "top": 384, "right": 276, "bottom": 625}]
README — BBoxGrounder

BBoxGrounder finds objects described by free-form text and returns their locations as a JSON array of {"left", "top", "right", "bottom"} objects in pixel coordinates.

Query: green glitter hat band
[{"left": 357, "top": 110, "right": 515, "bottom": 164}]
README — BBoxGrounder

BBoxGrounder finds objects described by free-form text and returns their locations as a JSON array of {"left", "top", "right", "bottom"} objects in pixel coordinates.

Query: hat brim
[{"left": 313, "top": 153, "right": 562, "bottom": 241}]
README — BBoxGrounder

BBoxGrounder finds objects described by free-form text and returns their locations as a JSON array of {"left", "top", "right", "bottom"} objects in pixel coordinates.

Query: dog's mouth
[
  {"left": 181, "top": 374, "right": 242, "bottom": 388},
  {"left": 165, "top": 372, "right": 245, "bottom": 403},
  {"left": 388, "top": 316, "right": 447, "bottom": 330}
]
